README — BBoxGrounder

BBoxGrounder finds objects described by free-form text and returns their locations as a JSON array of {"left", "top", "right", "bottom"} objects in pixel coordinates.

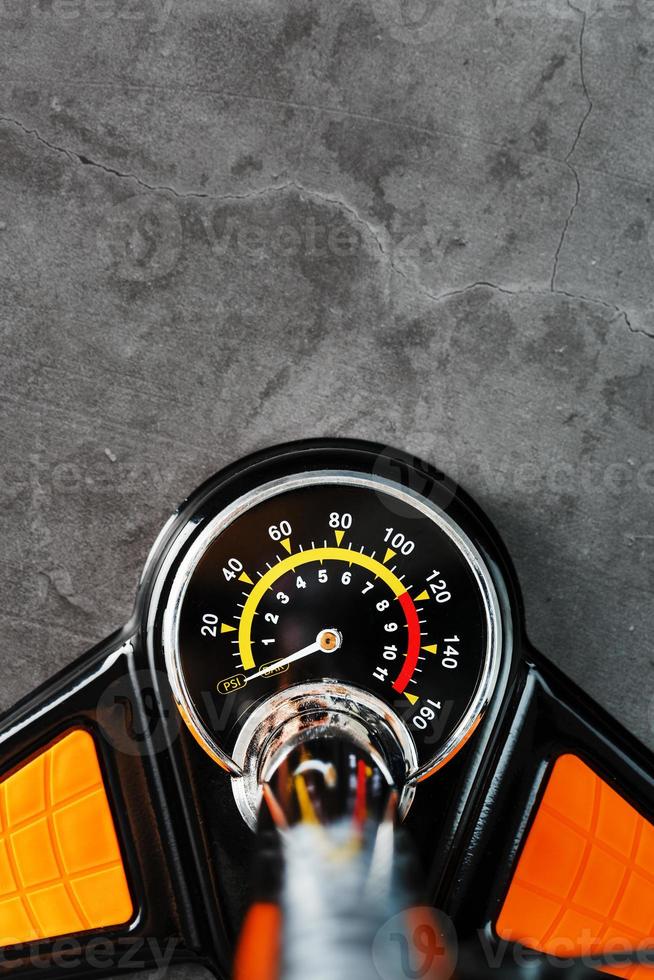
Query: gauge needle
[{"left": 245, "top": 628, "right": 342, "bottom": 683}]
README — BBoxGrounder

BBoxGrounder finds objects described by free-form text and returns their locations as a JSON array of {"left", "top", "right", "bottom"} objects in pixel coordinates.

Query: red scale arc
[{"left": 392, "top": 591, "right": 421, "bottom": 694}]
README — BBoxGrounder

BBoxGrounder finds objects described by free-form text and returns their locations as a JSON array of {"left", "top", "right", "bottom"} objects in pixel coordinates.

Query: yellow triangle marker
[
  {"left": 221, "top": 623, "right": 237, "bottom": 634},
  {"left": 280, "top": 537, "right": 292, "bottom": 554},
  {"left": 334, "top": 529, "right": 345, "bottom": 545},
  {"left": 422, "top": 644, "right": 437, "bottom": 654},
  {"left": 383, "top": 548, "right": 396, "bottom": 564},
  {"left": 415, "top": 589, "right": 429, "bottom": 602},
  {"left": 238, "top": 571, "right": 253, "bottom": 585},
  {"left": 404, "top": 692, "right": 419, "bottom": 706}
]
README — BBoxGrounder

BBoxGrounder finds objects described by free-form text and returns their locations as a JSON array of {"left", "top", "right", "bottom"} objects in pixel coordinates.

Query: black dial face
[{"left": 167, "top": 474, "right": 499, "bottom": 776}]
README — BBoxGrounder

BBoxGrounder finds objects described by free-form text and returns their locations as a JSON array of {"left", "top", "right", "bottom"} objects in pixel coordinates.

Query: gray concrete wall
[{"left": 1, "top": 0, "right": 652, "bottom": 758}]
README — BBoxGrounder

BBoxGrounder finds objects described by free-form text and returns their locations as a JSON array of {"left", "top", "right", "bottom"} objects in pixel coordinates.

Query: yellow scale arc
[{"left": 238, "top": 547, "right": 407, "bottom": 670}]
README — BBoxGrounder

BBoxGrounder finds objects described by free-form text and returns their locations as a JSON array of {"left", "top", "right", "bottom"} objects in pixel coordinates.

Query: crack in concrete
[
  {"left": 0, "top": 114, "right": 78, "bottom": 167},
  {"left": 551, "top": 161, "right": 581, "bottom": 289},
  {"left": 414, "top": 281, "right": 650, "bottom": 340},
  {"left": 550, "top": 0, "right": 594, "bottom": 292},
  {"left": 624, "top": 319, "right": 654, "bottom": 340},
  {"left": 0, "top": 110, "right": 396, "bottom": 246},
  {"left": 282, "top": 181, "right": 388, "bottom": 260},
  {"left": 425, "top": 280, "right": 519, "bottom": 302},
  {"left": 2, "top": 107, "right": 651, "bottom": 340},
  {"left": 0, "top": 112, "right": 214, "bottom": 199}
]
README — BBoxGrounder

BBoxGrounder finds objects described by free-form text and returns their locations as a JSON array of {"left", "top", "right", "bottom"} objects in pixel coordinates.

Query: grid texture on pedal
[
  {"left": 0, "top": 730, "right": 133, "bottom": 946},
  {"left": 497, "top": 754, "right": 654, "bottom": 980}
]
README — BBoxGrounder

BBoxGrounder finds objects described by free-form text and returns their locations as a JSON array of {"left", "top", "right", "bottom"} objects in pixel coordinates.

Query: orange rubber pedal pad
[
  {"left": 0, "top": 729, "right": 133, "bottom": 946},
  {"left": 497, "top": 754, "right": 654, "bottom": 980}
]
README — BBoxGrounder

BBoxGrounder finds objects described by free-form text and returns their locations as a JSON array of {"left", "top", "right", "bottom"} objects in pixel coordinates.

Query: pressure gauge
[{"left": 161, "top": 452, "right": 502, "bottom": 817}]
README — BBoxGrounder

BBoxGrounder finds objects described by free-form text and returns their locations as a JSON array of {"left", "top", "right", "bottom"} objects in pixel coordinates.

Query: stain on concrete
[
  {"left": 603, "top": 365, "right": 654, "bottom": 433},
  {"left": 323, "top": 117, "right": 428, "bottom": 225},
  {"left": 488, "top": 148, "right": 525, "bottom": 188}
]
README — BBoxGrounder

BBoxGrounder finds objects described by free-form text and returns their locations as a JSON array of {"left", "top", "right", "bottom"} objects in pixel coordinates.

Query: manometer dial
[{"left": 165, "top": 472, "right": 501, "bottom": 780}]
